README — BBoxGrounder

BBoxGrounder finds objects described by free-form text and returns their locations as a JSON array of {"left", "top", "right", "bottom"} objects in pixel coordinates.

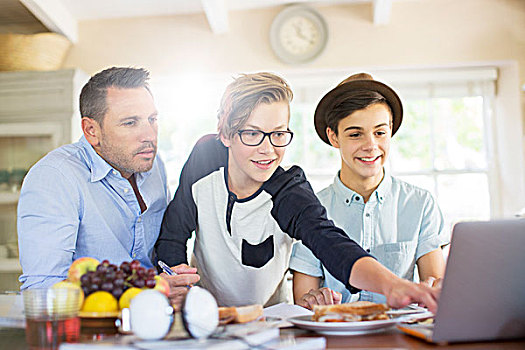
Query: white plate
[
  {"left": 386, "top": 304, "right": 428, "bottom": 316},
  {"left": 288, "top": 315, "right": 399, "bottom": 336}
]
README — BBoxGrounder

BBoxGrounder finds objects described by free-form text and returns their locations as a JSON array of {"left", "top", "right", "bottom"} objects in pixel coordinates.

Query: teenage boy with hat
[
  {"left": 290, "top": 73, "right": 448, "bottom": 309},
  {"left": 156, "top": 72, "right": 441, "bottom": 312}
]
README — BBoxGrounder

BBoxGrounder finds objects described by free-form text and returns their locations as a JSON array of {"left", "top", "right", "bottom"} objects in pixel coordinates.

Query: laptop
[{"left": 398, "top": 219, "right": 525, "bottom": 343}]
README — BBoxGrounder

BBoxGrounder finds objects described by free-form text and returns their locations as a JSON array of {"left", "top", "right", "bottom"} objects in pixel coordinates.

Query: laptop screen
[{"left": 432, "top": 219, "right": 525, "bottom": 342}]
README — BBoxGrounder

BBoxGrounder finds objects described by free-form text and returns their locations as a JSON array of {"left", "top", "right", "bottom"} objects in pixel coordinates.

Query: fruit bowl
[
  {"left": 79, "top": 311, "right": 120, "bottom": 319},
  {"left": 65, "top": 258, "right": 171, "bottom": 336},
  {"left": 79, "top": 311, "right": 120, "bottom": 335}
]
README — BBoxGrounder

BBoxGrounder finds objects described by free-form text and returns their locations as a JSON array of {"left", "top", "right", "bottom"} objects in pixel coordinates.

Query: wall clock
[{"left": 270, "top": 5, "right": 328, "bottom": 64}]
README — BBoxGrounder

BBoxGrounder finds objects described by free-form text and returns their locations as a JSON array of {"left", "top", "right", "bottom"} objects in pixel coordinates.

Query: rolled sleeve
[
  {"left": 415, "top": 193, "right": 449, "bottom": 260},
  {"left": 19, "top": 275, "right": 68, "bottom": 290},
  {"left": 289, "top": 241, "right": 324, "bottom": 278}
]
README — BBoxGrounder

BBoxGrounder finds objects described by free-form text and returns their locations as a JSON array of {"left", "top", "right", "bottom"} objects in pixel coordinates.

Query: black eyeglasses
[{"left": 237, "top": 129, "right": 294, "bottom": 147}]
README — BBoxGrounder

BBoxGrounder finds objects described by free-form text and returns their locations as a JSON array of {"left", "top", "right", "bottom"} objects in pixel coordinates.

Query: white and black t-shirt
[{"left": 155, "top": 134, "right": 370, "bottom": 307}]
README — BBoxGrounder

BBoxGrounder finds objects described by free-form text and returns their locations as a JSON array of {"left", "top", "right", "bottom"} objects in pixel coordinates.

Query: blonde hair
[{"left": 217, "top": 72, "right": 293, "bottom": 139}]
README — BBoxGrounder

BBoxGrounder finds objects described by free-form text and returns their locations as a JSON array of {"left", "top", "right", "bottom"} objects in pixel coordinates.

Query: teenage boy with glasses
[{"left": 155, "top": 72, "right": 440, "bottom": 311}]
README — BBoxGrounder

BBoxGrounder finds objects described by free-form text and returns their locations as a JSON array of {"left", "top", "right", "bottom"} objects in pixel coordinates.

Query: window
[
  {"left": 152, "top": 75, "right": 230, "bottom": 192},
  {"left": 390, "top": 95, "right": 492, "bottom": 231}
]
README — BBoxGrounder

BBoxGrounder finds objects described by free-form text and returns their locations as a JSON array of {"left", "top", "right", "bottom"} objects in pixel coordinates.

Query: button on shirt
[
  {"left": 18, "top": 136, "right": 170, "bottom": 289},
  {"left": 290, "top": 172, "right": 448, "bottom": 303}
]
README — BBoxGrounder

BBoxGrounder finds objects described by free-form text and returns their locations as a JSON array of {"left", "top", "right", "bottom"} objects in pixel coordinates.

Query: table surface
[
  {"left": 2, "top": 326, "right": 525, "bottom": 350},
  {"left": 281, "top": 328, "right": 525, "bottom": 349}
]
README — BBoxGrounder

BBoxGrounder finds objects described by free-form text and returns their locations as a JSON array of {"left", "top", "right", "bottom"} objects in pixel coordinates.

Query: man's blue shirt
[{"left": 17, "top": 136, "right": 169, "bottom": 289}]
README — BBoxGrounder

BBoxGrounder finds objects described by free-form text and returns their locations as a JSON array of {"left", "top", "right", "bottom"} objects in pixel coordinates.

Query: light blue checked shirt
[
  {"left": 17, "top": 136, "right": 170, "bottom": 289},
  {"left": 290, "top": 171, "right": 448, "bottom": 303}
]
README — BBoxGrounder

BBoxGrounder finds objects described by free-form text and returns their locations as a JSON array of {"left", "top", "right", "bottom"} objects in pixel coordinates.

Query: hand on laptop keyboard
[{"left": 384, "top": 277, "right": 439, "bottom": 314}]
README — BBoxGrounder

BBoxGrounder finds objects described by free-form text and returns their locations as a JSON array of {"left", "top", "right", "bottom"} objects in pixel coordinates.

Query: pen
[
  {"left": 158, "top": 260, "right": 192, "bottom": 289},
  {"left": 158, "top": 260, "right": 176, "bottom": 276}
]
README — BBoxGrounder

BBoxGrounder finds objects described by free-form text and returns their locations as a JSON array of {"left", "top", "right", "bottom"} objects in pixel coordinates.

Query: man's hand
[
  {"left": 159, "top": 264, "right": 200, "bottom": 311},
  {"left": 296, "top": 287, "right": 342, "bottom": 310},
  {"left": 383, "top": 278, "right": 440, "bottom": 313}
]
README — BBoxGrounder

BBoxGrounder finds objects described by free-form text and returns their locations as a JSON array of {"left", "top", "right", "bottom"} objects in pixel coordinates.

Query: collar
[
  {"left": 80, "top": 136, "right": 114, "bottom": 182},
  {"left": 79, "top": 136, "right": 153, "bottom": 183},
  {"left": 333, "top": 168, "right": 392, "bottom": 206}
]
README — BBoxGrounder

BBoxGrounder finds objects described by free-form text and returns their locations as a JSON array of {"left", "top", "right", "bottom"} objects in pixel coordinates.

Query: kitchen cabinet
[{"left": 0, "top": 69, "right": 88, "bottom": 291}]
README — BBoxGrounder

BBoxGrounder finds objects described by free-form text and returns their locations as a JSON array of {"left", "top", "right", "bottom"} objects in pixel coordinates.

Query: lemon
[
  {"left": 51, "top": 280, "right": 84, "bottom": 311},
  {"left": 118, "top": 287, "right": 143, "bottom": 310},
  {"left": 82, "top": 291, "right": 118, "bottom": 313}
]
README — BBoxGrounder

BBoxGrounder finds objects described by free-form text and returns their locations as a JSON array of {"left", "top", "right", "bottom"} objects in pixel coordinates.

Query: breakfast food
[
  {"left": 67, "top": 257, "right": 100, "bottom": 284},
  {"left": 118, "top": 287, "right": 143, "bottom": 310},
  {"left": 82, "top": 291, "right": 119, "bottom": 313},
  {"left": 312, "top": 301, "right": 389, "bottom": 322},
  {"left": 218, "top": 304, "right": 263, "bottom": 324},
  {"left": 79, "top": 260, "right": 151, "bottom": 300},
  {"left": 64, "top": 258, "right": 170, "bottom": 311},
  {"left": 51, "top": 280, "right": 84, "bottom": 310}
]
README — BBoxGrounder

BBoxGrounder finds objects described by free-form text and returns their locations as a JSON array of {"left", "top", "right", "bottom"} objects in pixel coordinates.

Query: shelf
[
  {"left": 0, "top": 258, "right": 21, "bottom": 273},
  {"left": 0, "top": 191, "right": 19, "bottom": 205}
]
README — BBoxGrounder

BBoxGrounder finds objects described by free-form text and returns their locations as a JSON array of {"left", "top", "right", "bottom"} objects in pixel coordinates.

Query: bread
[
  {"left": 218, "top": 304, "right": 263, "bottom": 324},
  {"left": 312, "top": 301, "right": 389, "bottom": 322},
  {"left": 218, "top": 306, "right": 237, "bottom": 324}
]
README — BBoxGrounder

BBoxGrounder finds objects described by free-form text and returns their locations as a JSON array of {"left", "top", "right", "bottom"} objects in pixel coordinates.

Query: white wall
[
  {"left": 62, "top": 0, "right": 525, "bottom": 214},
  {"left": 61, "top": 1, "right": 523, "bottom": 77},
  {"left": 64, "top": 0, "right": 525, "bottom": 120}
]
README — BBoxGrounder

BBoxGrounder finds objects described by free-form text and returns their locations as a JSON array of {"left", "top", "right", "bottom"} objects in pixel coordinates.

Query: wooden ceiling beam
[
  {"left": 20, "top": 0, "right": 77, "bottom": 43},
  {"left": 372, "top": 0, "right": 392, "bottom": 25},
  {"left": 201, "top": 0, "right": 229, "bottom": 34}
]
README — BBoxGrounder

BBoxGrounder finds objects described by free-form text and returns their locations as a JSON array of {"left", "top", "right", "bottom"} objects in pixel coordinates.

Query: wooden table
[
  {"left": 282, "top": 328, "right": 525, "bottom": 349},
  {"left": 2, "top": 326, "right": 525, "bottom": 349}
]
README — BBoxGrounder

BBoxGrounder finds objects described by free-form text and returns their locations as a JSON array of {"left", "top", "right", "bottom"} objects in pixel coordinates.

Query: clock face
[
  {"left": 270, "top": 6, "right": 328, "bottom": 64},
  {"left": 279, "top": 16, "right": 320, "bottom": 56}
]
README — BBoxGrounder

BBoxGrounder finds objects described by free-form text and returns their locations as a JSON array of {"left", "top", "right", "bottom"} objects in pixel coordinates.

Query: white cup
[{"left": 130, "top": 289, "right": 173, "bottom": 340}]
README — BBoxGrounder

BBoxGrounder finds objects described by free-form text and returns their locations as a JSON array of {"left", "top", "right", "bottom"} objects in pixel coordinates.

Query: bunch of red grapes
[{"left": 79, "top": 259, "right": 158, "bottom": 300}]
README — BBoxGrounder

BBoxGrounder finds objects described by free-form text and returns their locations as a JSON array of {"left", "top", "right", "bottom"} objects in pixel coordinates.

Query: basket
[{"left": 0, "top": 32, "right": 71, "bottom": 72}]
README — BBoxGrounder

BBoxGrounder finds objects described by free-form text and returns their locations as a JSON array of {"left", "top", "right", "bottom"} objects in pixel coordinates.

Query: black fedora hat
[{"left": 314, "top": 73, "right": 403, "bottom": 145}]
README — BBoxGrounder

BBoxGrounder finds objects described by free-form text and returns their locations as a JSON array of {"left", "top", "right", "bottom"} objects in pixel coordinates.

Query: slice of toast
[
  {"left": 219, "top": 304, "right": 263, "bottom": 324},
  {"left": 312, "top": 301, "right": 389, "bottom": 322}
]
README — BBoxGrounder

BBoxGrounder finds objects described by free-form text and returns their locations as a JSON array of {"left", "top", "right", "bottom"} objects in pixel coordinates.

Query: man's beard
[{"left": 99, "top": 141, "right": 157, "bottom": 177}]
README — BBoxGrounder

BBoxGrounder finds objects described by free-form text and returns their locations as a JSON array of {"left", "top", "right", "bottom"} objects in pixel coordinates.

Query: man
[
  {"left": 18, "top": 67, "right": 199, "bottom": 301},
  {"left": 290, "top": 73, "right": 447, "bottom": 309}
]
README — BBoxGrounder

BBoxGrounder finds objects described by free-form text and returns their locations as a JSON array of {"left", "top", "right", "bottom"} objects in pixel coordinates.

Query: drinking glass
[{"left": 23, "top": 288, "right": 81, "bottom": 350}]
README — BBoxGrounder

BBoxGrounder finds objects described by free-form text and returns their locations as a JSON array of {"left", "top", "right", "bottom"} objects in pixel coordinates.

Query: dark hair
[
  {"left": 79, "top": 67, "right": 150, "bottom": 124},
  {"left": 325, "top": 90, "right": 392, "bottom": 135}
]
